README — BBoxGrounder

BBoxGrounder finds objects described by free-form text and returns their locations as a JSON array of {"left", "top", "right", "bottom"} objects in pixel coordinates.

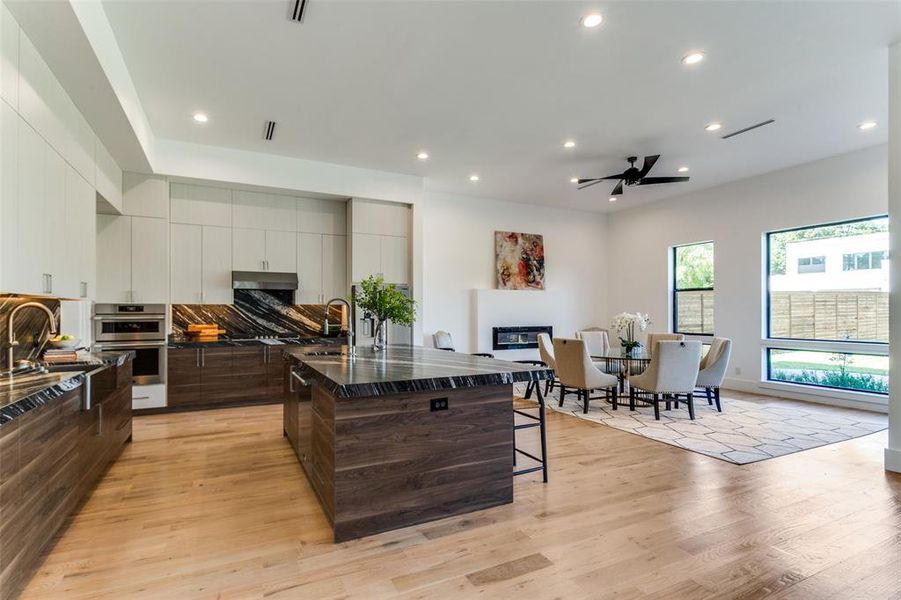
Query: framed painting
[{"left": 495, "top": 231, "right": 545, "bottom": 290}]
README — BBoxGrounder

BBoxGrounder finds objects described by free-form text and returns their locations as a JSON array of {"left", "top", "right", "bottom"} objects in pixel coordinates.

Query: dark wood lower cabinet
[
  {"left": 0, "top": 359, "right": 133, "bottom": 600},
  {"left": 167, "top": 346, "right": 286, "bottom": 409}
]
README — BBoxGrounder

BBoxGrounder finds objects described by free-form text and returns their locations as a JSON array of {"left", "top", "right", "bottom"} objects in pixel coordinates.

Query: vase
[{"left": 372, "top": 319, "right": 388, "bottom": 351}]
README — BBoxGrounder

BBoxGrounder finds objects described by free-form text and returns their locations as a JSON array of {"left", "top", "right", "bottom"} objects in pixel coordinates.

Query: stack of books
[{"left": 43, "top": 348, "right": 79, "bottom": 363}]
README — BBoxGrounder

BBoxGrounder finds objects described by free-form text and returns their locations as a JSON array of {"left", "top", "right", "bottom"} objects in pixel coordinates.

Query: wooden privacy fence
[
  {"left": 769, "top": 291, "right": 888, "bottom": 342},
  {"left": 676, "top": 290, "right": 888, "bottom": 342}
]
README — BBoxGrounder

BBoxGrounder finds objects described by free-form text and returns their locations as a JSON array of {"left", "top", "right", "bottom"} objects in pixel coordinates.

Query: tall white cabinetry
[
  {"left": 0, "top": 6, "right": 116, "bottom": 299},
  {"left": 350, "top": 198, "right": 410, "bottom": 284},
  {"left": 96, "top": 215, "right": 168, "bottom": 303}
]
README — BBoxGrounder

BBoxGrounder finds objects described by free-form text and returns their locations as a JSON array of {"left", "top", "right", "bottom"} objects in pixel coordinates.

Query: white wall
[
  {"left": 420, "top": 190, "right": 607, "bottom": 358},
  {"left": 606, "top": 144, "right": 888, "bottom": 408},
  {"left": 886, "top": 41, "right": 900, "bottom": 472}
]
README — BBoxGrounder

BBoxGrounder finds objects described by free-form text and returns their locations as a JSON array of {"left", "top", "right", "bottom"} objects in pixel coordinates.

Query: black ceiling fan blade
[
  {"left": 577, "top": 178, "right": 600, "bottom": 184},
  {"left": 578, "top": 179, "right": 606, "bottom": 190},
  {"left": 611, "top": 180, "right": 624, "bottom": 196},
  {"left": 638, "top": 155, "right": 660, "bottom": 177},
  {"left": 637, "top": 176, "right": 690, "bottom": 185}
]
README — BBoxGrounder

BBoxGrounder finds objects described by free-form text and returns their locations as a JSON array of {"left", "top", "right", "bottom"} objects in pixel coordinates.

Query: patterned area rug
[{"left": 514, "top": 384, "right": 887, "bottom": 464}]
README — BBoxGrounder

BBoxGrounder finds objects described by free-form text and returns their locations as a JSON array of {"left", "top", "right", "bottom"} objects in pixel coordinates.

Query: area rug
[{"left": 513, "top": 384, "right": 887, "bottom": 464}]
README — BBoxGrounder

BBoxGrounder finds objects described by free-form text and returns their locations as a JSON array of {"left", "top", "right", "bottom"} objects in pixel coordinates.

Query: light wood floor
[{"left": 18, "top": 395, "right": 901, "bottom": 600}]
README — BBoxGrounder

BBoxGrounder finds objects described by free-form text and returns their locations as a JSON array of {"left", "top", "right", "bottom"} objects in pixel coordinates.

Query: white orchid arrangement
[{"left": 610, "top": 312, "right": 651, "bottom": 351}]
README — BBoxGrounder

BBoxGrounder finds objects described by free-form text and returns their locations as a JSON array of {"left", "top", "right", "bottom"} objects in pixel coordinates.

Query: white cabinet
[
  {"left": 170, "top": 224, "right": 232, "bottom": 304},
  {"left": 60, "top": 165, "right": 95, "bottom": 299},
  {"left": 232, "top": 227, "right": 266, "bottom": 271},
  {"left": 170, "top": 182, "right": 231, "bottom": 227},
  {"left": 202, "top": 226, "right": 232, "bottom": 303},
  {"left": 265, "top": 230, "right": 296, "bottom": 273},
  {"left": 232, "top": 190, "right": 296, "bottom": 231},
  {"left": 351, "top": 233, "right": 381, "bottom": 283},
  {"left": 297, "top": 197, "right": 346, "bottom": 235},
  {"left": 1, "top": 102, "right": 18, "bottom": 292},
  {"left": 131, "top": 217, "right": 168, "bottom": 303},
  {"left": 322, "top": 234, "right": 347, "bottom": 300},
  {"left": 351, "top": 199, "right": 410, "bottom": 237},
  {"left": 96, "top": 215, "right": 167, "bottom": 303},
  {"left": 380, "top": 235, "right": 408, "bottom": 284},
  {"left": 96, "top": 214, "right": 131, "bottom": 302},
  {"left": 1, "top": 3, "right": 19, "bottom": 109},
  {"left": 297, "top": 233, "right": 323, "bottom": 304},
  {"left": 123, "top": 172, "right": 168, "bottom": 219},
  {"left": 170, "top": 223, "right": 202, "bottom": 303},
  {"left": 233, "top": 227, "right": 295, "bottom": 272},
  {"left": 16, "top": 121, "right": 46, "bottom": 295},
  {"left": 94, "top": 138, "right": 122, "bottom": 211}
]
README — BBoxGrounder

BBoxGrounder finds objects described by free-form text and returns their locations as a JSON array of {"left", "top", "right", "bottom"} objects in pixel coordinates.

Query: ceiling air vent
[
  {"left": 721, "top": 119, "right": 775, "bottom": 140},
  {"left": 263, "top": 120, "right": 277, "bottom": 141},
  {"left": 290, "top": 0, "right": 308, "bottom": 22}
]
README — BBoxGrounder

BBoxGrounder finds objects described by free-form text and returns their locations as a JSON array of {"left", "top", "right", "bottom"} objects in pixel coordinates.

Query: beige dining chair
[
  {"left": 576, "top": 329, "right": 623, "bottom": 376},
  {"left": 645, "top": 333, "right": 684, "bottom": 357},
  {"left": 552, "top": 337, "right": 619, "bottom": 414},
  {"left": 537, "top": 333, "right": 559, "bottom": 395},
  {"left": 695, "top": 337, "right": 732, "bottom": 412},
  {"left": 628, "top": 340, "right": 702, "bottom": 420}
]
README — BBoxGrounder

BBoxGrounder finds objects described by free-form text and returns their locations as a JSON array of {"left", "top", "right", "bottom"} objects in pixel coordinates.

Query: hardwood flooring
[{"left": 17, "top": 395, "right": 901, "bottom": 600}]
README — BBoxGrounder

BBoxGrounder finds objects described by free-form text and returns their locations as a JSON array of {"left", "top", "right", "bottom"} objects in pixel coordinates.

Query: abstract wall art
[{"left": 494, "top": 231, "right": 545, "bottom": 290}]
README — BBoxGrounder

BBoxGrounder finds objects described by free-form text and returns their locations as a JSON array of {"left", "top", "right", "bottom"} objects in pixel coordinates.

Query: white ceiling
[{"left": 100, "top": 0, "right": 901, "bottom": 212}]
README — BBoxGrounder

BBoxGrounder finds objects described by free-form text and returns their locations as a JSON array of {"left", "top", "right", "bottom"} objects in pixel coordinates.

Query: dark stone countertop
[
  {"left": 167, "top": 336, "right": 346, "bottom": 349},
  {"left": 0, "top": 351, "right": 134, "bottom": 426},
  {"left": 282, "top": 345, "right": 553, "bottom": 399}
]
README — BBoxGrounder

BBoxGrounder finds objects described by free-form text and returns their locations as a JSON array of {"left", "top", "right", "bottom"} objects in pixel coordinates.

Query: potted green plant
[{"left": 353, "top": 275, "right": 417, "bottom": 350}]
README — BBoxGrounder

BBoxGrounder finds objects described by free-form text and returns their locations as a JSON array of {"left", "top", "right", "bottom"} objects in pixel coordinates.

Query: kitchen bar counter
[
  {"left": 0, "top": 351, "right": 135, "bottom": 425},
  {"left": 282, "top": 346, "right": 552, "bottom": 542}
]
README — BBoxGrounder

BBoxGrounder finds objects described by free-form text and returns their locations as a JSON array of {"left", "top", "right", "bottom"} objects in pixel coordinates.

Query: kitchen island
[{"left": 282, "top": 346, "right": 552, "bottom": 542}]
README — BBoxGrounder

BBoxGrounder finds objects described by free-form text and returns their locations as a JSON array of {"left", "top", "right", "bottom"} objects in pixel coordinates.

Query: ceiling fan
[{"left": 577, "top": 155, "right": 689, "bottom": 197}]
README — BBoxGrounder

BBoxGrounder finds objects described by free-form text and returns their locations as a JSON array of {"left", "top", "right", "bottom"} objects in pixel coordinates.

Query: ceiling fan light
[{"left": 570, "top": 177, "right": 578, "bottom": 183}]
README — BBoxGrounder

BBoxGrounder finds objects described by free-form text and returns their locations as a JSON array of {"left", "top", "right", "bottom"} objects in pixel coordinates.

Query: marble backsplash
[
  {"left": 171, "top": 290, "right": 345, "bottom": 339},
  {"left": 0, "top": 295, "right": 61, "bottom": 364}
]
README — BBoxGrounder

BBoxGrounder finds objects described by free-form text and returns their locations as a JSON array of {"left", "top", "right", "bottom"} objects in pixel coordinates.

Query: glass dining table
[{"left": 591, "top": 347, "right": 653, "bottom": 405}]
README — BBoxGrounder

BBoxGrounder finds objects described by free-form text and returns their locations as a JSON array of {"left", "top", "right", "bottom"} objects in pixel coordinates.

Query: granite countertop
[
  {"left": 282, "top": 345, "right": 554, "bottom": 398},
  {"left": 168, "top": 336, "right": 346, "bottom": 349},
  {"left": 0, "top": 350, "right": 134, "bottom": 426}
]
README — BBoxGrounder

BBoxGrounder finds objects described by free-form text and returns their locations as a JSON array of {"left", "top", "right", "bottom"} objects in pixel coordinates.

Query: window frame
[
  {"left": 672, "top": 241, "right": 715, "bottom": 337},
  {"left": 765, "top": 348, "right": 888, "bottom": 396}
]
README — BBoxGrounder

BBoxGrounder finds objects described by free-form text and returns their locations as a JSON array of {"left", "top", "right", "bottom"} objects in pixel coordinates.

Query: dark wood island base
[{"left": 282, "top": 346, "right": 551, "bottom": 542}]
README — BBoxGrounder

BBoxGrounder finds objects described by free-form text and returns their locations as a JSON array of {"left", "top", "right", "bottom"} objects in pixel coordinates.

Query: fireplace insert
[{"left": 492, "top": 326, "right": 553, "bottom": 351}]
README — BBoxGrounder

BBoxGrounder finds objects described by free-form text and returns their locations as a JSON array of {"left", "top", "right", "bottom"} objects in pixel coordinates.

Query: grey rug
[{"left": 514, "top": 384, "right": 887, "bottom": 464}]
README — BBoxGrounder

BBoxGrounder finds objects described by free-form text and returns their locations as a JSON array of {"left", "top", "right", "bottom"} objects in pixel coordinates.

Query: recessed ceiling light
[
  {"left": 609, "top": 196, "right": 617, "bottom": 202},
  {"left": 682, "top": 51, "right": 705, "bottom": 65},
  {"left": 677, "top": 166, "right": 689, "bottom": 173},
  {"left": 705, "top": 122, "right": 722, "bottom": 132},
  {"left": 581, "top": 12, "right": 603, "bottom": 28},
  {"left": 570, "top": 177, "right": 579, "bottom": 183},
  {"left": 469, "top": 174, "right": 480, "bottom": 182},
  {"left": 193, "top": 112, "right": 208, "bottom": 123},
  {"left": 417, "top": 151, "right": 429, "bottom": 160},
  {"left": 563, "top": 140, "right": 576, "bottom": 149},
  {"left": 858, "top": 121, "right": 877, "bottom": 131}
]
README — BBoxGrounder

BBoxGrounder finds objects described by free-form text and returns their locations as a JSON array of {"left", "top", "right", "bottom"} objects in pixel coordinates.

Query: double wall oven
[{"left": 93, "top": 304, "right": 166, "bottom": 385}]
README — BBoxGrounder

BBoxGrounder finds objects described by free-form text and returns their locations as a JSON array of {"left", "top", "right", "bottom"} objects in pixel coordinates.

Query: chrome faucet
[
  {"left": 6, "top": 302, "right": 58, "bottom": 372},
  {"left": 323, "top": 298, "right": 355, "bottom": 356}
]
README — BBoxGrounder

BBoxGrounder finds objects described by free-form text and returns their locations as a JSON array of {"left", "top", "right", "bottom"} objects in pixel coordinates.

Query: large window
[
  {"left": 673, "top": 242, "right": 714, "bottom": 335},
  {"left": 766, "top": 216, "right": 888, "bottom": 394}
]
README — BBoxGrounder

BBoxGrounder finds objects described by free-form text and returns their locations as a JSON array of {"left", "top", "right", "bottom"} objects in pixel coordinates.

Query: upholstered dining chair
[
  {"left": 537, "top": 333, "right": 559, "bottom": 395},
  {"left": 628, "top": 340, "right": 702, "bottom": 420},
  {"left": 645, "top": 333, "right": 684, "bottom": 357},
  {"left": 552, "top": 337, "right": 618, "bottom": 414},
  {"left": 576, "top": 329, "right": 623, "bottom": 376},
  {"left": 695, "top": 337, "right": 732, "bottom": 412},
  {"left": 432, "top": 330, "right": 494, "bottom": 358}
]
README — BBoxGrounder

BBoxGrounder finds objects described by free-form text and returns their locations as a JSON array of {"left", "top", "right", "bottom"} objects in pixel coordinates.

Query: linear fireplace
[{"left": 492, "top": 325, "right": 553, "bottom": 351}]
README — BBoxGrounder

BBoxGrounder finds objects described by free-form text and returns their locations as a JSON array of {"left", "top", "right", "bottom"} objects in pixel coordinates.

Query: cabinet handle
[
  {"left": 48, "top": 274, "right": 53, "bottom": 294},
  {"left": 201, "top": 348, "right": 205, "bottom": 367},
  {"left": 196, "top": 348, "right": 200, "bottom": 367},
  {"left": 80, "top": 281, "right": 87, "bottom": 298},
  {"left": 96, "top": 403, "right": 103, "bottom": 436}
]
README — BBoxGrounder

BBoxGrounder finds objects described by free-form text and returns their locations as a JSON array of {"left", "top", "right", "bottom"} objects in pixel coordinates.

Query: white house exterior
[{"left": 771, "top": 232, "right": 889, "bottom": 292}]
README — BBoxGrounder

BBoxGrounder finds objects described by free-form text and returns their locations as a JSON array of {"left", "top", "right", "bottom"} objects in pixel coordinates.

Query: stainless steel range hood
[{"left": 231, "top": 271, "right": 298, "bottom": 290}]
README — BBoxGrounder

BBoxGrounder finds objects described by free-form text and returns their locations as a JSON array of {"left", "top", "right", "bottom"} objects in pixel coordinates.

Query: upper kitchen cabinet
[
  {"left": 170, "top": 183, "right": 231, "bottom": 227},
  {"left": 60, "top": 165, "right": 96, "bottom": 299},
  {"left": 123, "top": 172, "right": 168, "bottom": 219},
  {"left": 170, "top": 223, "right": 232, "bottom": 304},
  {"left": 297, "top": 197, "right": 346, "bottom": 235},
  {"left": 297, "top": 233, "right": 346, "bottom": 304},
  {"left": 232, "top": 190, "right": 297, "bottom": 232},
  {"left": 1, "top": 3, "right": 19, "bottom": 108},
  {"left": 349, "top": 199, "right": 410, "bottom": 284},
  {"left": 1, "top": 102, "right": 18, "bottom": 293},
  {"left": 94, "top": 139, "right": 122, "bottom": 211},
  {"left": 233, "top": 228, "right": 295, "bottom": 273},
  {"left": 97, "top": 215, "right": 168, "bottom": 303}
]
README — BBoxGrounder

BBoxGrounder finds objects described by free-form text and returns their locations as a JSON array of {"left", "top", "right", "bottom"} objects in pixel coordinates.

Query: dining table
[{"left": 591, "top": 347, "right": 653, "bottom": 405}]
